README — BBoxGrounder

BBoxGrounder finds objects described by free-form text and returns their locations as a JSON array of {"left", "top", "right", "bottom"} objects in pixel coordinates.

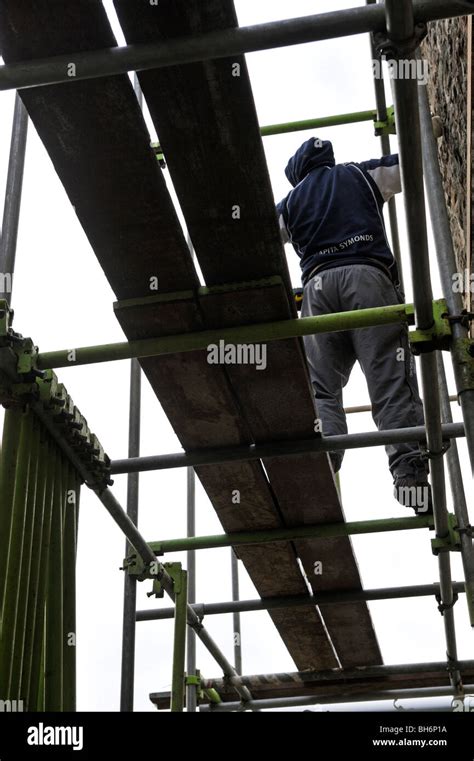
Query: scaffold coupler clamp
[
  {"left": 374, "top": 105, "right": 396, "bottom": 137},
  {"left": 431, "top": 513, "right": 462, "bottom": 558},
  {"left": 373, "top": 21, "right": 427, "bottom": 59},
  {"left": 408, "top": 299, "right": 452, "bottom": 355}
]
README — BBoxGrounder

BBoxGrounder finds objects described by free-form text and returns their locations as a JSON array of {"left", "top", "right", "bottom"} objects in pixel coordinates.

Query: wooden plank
[
  {"left": 115, "top": 292, "right": 338, "bottom": 670},
  {"left": 199, "top": 280, "right": 382, "bottom": 665},
  {"left": 0, "top": 1, "right": 337, "bottom": 669},
  {"left": 112, "top": 0, "right": 381, "bottom": 666},
  {"left": 113, "top": 0, "right": 293, "bottom": 294},
  {"left": 0, "top": 0, "right": 197, "bottom": 299},
  {"left": 150, "top": 664, "right": 474, "bottom": 707}
]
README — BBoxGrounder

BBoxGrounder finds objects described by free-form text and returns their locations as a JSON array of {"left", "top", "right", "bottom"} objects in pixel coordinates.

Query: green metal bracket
[
  {"left": 122, "top": 552, "right": 161, "bottom": 584},
  {"left": 15, "top": 336, "right": 37, "bottom": 375},
  {"left": 431, "top": 513, "right": 462, "bottom": 556},
  {"left": 452, "top": 337, "right": 474, "bottom": 394},
  {"left": 374, "top": 105, "right": 396, "bottom": 136},
  {"left": 203, "top": 687, "right": 222, "bottom": 705},
  {"left": 185, "top": 672, "right": 206, "bottom": 705},
  {"left": 165, "top": 562, "right": 185, "bottom": 590},
  {"left": 408, "top": 299, "right": 452, "bottom": 355}
]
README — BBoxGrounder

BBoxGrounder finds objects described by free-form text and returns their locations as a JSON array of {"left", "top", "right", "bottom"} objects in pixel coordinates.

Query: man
[{"left": 276, "top": 137, "right": 431, "bottom": 514}]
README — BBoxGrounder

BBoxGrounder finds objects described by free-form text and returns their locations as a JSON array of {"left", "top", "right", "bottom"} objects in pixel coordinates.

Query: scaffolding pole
[
  {"left": 120, "top": 74, "right": 143, "bottom": 714},
  {"left": 36, "top": 301, "right": 414, "bottom": 369},
  {"left": 231, "top": 551, "right": 242, "bottom": 675},
  {"left": 149, "top": 515, "right": 432, "bottom": 555},
  {"left": 437, "top": 353, "right": 474, "bottom": 625},
  {"left": 385, "top": 0, "right": 461, "bottom": 689},
  {"left": 120, "top": 358, "right": 141, "bottom": 711},
  {"left": 0, "top": 94, "right": 28, "bottom": 304},
  {"left": 0, "top": 2, "right": 471, "bottom": 92},
  {"left": 110, "top": 422, "right": 464, "bottom": 475},
  {"left": 418, "top": 78, "right": 474, "bottom": 471},
  {"left": 186, "top": 466, "right": 197, "bottom": 713},
  {"left": 137, "top": 581, "right": 467, "bottom": 622},
  {"left": 367, "top": 0, "right": 404, "bottom": 291}
]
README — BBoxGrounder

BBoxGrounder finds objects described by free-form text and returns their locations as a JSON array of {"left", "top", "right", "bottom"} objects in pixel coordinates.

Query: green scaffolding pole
[
  {"left": 170, "top": 565, "right": 188, "bottom": 713},
  {"left": 149, "top": 515, "right": 433, "bottom": 555},
  {"left": 36, "top": 302, "right": 411, "bottom": 370},
  {"left": 152, "top": 107, "right": 386, "bottom": 156}
]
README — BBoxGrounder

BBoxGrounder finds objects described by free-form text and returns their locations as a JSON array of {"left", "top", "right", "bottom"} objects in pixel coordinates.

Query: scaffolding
[{"left": 0, "top": 0, "right": 473, "bottom": 713}]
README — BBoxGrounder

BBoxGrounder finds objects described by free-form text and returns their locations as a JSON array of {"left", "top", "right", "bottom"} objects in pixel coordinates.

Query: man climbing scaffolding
[{"left": 276, "top": 137, "right": 431, "bottom": 514}]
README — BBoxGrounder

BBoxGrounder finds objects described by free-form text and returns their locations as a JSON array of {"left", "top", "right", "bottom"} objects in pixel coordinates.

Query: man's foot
[{"left": 393, "top": 475, "right": 433, "bottom": 515}]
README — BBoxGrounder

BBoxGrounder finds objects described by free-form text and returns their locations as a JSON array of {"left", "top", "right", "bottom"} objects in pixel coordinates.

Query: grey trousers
[{"left": 301, "top": 264, "right": 428, "bottom": 480}]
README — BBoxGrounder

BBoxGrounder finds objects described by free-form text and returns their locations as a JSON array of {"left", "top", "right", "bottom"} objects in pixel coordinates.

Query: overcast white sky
[{"left": 0, "top": 0, "right": 472, "bottom": 713}]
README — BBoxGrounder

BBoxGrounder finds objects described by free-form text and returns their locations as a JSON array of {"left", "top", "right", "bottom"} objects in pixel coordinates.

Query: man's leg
[
  {"left": 342, "top": 266, "right": 429, "bottom": 508},
  {"left": 301, "top": 270, "right": 356, "bottom": 472}
]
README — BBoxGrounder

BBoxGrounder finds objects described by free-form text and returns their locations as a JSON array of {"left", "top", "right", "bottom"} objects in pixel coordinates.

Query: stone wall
[{"left": 422, "top": 16, "right": 470, "bottom": 308}]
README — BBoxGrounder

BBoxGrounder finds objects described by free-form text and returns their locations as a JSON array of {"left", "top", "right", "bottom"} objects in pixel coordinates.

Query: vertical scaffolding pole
[
  {"left": 385, "top": 0, "right": 461, "bottom": 689},
  {"left": 186, "top": 466, "right": 197, "bottom": 712},
  {"left": 437, "top": 353, "right": 474, "bottom": 625},
  {"left": 171, "top": 567, "right": 188, "bottom": 713},
  {"left": 231, "top": 550, "right": 243, "bottom": 675},
  {"left": 120, "top": 359, "right": 141, "bottom": 711},
  {"left": 186, "top": 231, "right": 198, "bottom": 712},
  {"left": 120, "top": 73, "right": 143, "bottom": 712},
  {"left": 0, "top": 94, "right": 28, "bottom": 304},
  {"left": 418, "top": 79, "right": 474, "bottom": 472},
  {"left": 366, "top": 0, "right": 404, "bottom": 291}
]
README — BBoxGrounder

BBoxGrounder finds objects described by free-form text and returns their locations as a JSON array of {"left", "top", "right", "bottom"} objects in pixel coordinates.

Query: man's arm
[
  {"left": 358, "top": 154, "right": 401, "bottom": 202},
  {"left": 276, "top": 198, "right": 290, "bottom": 244}
]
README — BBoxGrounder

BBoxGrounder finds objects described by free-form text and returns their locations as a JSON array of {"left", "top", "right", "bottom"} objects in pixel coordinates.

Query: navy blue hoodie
[{"left": 276, "top": 138, "right": 401, "bottom": 286}]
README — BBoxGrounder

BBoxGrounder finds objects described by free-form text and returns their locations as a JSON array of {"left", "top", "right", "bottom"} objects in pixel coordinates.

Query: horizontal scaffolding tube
[
  {"left": 153, "top": 108, "right": 382, "bottom": 155},
  {"left": 0, "top": 2, "right": 470, "bottom": 92},
  {"left": 260, "top": 109, "right": 377, "bottom": 136},
  {"left": 199, "top": 685, "right": 474, "bottom": 712},
  {"left": 110, "top": 422, "right": 464, "bottom": 474},
  {"left": 137, "top": 581, "right": 466, "bottom": 622},
  {"left": 149, "top": 515, "right": 432, "bottom": 555},
  {"left": 36, "top": 302, "right": 411, "bottom": 370}
]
